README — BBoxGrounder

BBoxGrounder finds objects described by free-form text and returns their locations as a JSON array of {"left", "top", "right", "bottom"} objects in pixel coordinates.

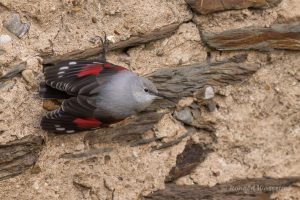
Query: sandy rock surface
[{"left": 0, "top": 0, "right": 299, "bottom": 199}]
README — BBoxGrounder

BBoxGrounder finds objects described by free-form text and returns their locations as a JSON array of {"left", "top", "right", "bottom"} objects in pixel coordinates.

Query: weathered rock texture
[
  {"left": 148, "top": 55, "right": 258, "bottom": 98},
  {"left": 0, "top": 136, "right": 43, "bottom": 181},
  {"left": 185, "top": 0, "right": 282, "bottom": 14},
  {"left": 202, "top": 22, "right": 300, "bottom": 51},
  {"left": 145, "top": 177, "right": 300, "bottom": 200},
  {"left": 165, "top": 140, "right": 213, "bottom": 182},
  {"left": 3, "top": 14, "right": 30, "bottom": 38}
]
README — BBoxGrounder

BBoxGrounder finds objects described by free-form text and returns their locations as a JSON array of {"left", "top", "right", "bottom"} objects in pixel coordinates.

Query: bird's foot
[{"left": 99, "top": 33, "right": 109, "bottom": 62}]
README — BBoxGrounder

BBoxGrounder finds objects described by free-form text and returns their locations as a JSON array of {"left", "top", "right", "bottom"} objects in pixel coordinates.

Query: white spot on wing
[
  {"left": 69, "top": 61, "right": 77, "bottom": 65},
  {"left": 58, "top": 71, "right": 65, "bottom": 75},
  {"left": 56, "top": 127, "right": 65, "bottom": 131},
  {"left": 60, "top": 66, "right": 69, "bottom": 70},
  {"left": 66, "top": 130, "right": 75, "bottom": 133}
]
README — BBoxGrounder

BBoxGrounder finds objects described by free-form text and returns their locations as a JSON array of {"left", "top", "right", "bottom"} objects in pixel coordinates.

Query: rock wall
[{"left": 0, "top": 0, "right": 299, "bottom": 199}]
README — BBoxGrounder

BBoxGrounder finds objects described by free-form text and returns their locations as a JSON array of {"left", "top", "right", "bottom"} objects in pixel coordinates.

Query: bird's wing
[
  {"left": 41, "top": 96, "right": 120, "bottom": 133},
  {"left": 43, "top": 60, "right": 127, "bottom": 95}
]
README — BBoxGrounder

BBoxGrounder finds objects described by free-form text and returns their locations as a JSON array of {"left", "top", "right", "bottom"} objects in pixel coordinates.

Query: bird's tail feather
[{"left": 39, "top": 82, "right": 71, "bottom": 99}]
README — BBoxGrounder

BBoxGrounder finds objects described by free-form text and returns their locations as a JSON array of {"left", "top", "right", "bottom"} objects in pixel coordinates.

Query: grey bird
[{"left": 40, "top": 37, "right": 168, "bottom": 133}]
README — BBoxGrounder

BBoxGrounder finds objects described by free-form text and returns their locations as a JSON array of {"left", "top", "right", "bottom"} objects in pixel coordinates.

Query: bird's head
[{"left": 131, "top": 77, "right": 170, "bottom": 111}]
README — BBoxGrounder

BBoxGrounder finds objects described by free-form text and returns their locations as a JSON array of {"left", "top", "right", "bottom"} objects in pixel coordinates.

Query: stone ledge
[
  {"left": 185, "top": 0, "right": 281, "bottom": 14},
  {"left": 202, "top": 22, "right": 300, "bottom": 51}
]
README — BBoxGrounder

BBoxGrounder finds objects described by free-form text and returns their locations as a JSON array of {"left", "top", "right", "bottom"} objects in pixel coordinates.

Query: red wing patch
[
  {"left": 77, "top": 64, "right": 104, "bottom": 77},
  {"left": 73, "top": 118, "right": 102, "bottom": 128}
]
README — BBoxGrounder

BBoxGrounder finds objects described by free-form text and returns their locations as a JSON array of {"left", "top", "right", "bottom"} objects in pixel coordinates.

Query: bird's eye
[{"left": 144, "top": 88, "right": 149, "bottom": 92}]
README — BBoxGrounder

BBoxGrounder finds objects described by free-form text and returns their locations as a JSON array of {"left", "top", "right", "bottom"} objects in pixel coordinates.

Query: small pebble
[
  {"left": 43, "top": 99, "right": 60, "bottom": 111},
  {"left": 22, "top": 69, "right": 34, "bottom": 84},
  {"left": 91, "top": 17, "right": 97, "bottom": 23},
  {"left": 194, "top": 85, "right": 214, "bottom": 100},
  {"left": 204, "top": 86, "right": 214, "bottom": 99},
  {"left": 4, "top": 14, "right": 30, "bottom": 38},
  {"left": 206, "top": 100, "right": 217, "bottom": 112},
  {"left": 174, "top": 107, "right": 193, "bottom": 124},
  {"left": 31, "top": 165, "right": 42, "bottom": 174},
  {"left": 71, "top": 6, "right": 81, "bottom": 13},
  {"left": 191, "top": 107, "right": 201, "bottom": 118},
  {"left": 0, "top": 35, "right": 12, "bottom": 44}
]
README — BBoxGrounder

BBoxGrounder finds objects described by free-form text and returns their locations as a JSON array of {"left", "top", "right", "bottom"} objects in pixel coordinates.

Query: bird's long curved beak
[{"left": 153, "top": 92, "right": 177, "bottom": 103}]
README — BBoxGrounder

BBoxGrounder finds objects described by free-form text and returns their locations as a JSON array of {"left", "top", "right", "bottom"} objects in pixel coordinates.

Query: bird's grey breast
[{"left": 94, "top": 70, "right": 139, "bottom": 119}]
